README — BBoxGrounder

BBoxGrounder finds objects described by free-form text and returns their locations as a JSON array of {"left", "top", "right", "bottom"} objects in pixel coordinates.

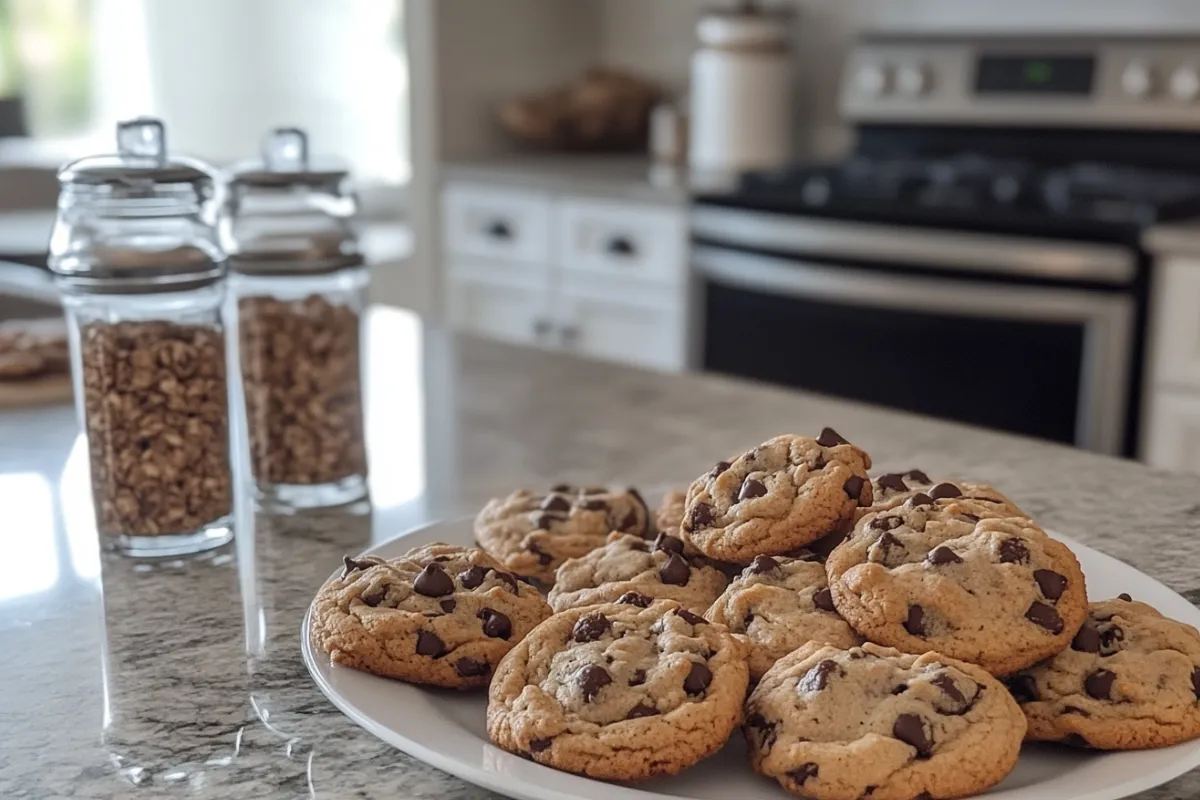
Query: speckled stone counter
[{"left": 3, "top": 307, "right": 1200, "bottom": 799}]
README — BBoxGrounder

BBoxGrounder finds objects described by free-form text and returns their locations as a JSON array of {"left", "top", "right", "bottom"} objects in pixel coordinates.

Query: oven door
[{"left": 693, "top": 242, "right": 1136, "bottom": 454}]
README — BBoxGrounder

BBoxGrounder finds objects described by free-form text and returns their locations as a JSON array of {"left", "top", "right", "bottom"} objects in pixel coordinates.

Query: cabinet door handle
[
  {"left": 559, "top": 323, "right": 580, "bottom": 346},
  {"left": 533, "top": 318, "right": 553, "bottom": 338},
  {"left": 605, "top": 235, "right": 636, "bottom": 257},
  {"left": 485, "top": 219, "right": 513, "bottom": 240}
]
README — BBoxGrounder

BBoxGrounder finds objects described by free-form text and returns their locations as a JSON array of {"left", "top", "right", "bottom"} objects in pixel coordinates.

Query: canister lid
[
  {"left": 228, "top": 128, "right": 350, "bottom": 189},
  {"left": 698, "top": 1, "right": 792, "bottom": 49},
  {"left": 224, "top": 128, "right": 363, "bottom": 275},
  {"left": 49, "top": 117, "right": 226, "bottom": 292},
  {"left": 57, "top": 117, "right": 215, "bottom": 189}
]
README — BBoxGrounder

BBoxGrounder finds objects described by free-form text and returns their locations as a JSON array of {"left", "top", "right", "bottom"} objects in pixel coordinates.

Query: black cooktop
[{"left": 695, "top": 125, "right": 1200, "bottom": 244}]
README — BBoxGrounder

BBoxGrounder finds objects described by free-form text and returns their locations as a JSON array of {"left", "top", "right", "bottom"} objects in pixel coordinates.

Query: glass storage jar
[
  {"left": 223, "top": 128, "right": 368, "bottom": 510},
  {"left": 49, "top": 118, "right": 235, "bottom": 557}
]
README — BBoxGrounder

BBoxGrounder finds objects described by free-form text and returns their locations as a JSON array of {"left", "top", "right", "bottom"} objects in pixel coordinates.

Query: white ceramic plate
[{"left": 302, "top": 519, "right": 1200, "bottom": 800}]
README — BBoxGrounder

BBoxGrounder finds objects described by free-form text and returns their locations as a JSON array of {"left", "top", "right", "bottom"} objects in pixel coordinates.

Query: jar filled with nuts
[
  {"left": 49, "top": 118, "right": 235, "bottom": 557},
  {"left": 222, "top": 128, "right": 369, "bottom": 510}
]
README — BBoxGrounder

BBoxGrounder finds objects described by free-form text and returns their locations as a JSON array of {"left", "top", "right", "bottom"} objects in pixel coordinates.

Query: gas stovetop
[{"left": 698, "top": 153, "right": 1200, "bottom": 243}]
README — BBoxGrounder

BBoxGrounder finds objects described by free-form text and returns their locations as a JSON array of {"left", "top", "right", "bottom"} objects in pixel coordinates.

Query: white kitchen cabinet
[
  {"left": 445, "top": 260, "right": 553, "bottom": 348},
  {"left": 559, "top": 278, "right": 686, "bottom": 370},
  {"left": 1142, "top": 390, "right": 1200, "bottom": 475},
  {"left": 442, "top": 178, "right": 689, "bottom": 371},
  {"left": 1148, "top": 259, "right": 1200, "bottom": 390},
  {"left": 1141, "top": 248, "right": 1200, "bottom": 474}
]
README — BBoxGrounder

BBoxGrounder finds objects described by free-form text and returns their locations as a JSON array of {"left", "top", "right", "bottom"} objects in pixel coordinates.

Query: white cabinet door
[
  {"left": 1149, "top": 258, "right": 1200, "bottom": 390},
  {"left": 1142, "top": 389, "right": 1200, "bottom": 475},
  {"left": 559, "top": 276, "right": 686, "bottom": 371},
  {"left": 446, "top": 260, "right": 552, "bottom": 348}
]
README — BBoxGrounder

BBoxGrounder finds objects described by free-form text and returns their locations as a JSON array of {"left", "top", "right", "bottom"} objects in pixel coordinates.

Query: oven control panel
[{"left": 841, "top": 36, "right": 1200, "bottom": 129}]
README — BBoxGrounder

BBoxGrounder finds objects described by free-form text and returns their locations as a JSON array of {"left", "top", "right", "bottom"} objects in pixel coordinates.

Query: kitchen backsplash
[{"left": 599, "top": 0, "right": 1200, "bottom": 160}]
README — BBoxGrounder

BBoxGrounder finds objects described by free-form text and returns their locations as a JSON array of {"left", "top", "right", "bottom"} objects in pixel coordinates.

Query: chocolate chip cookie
[
  {"left": 706, "top": 555, "right": 861, "bottom": 680},
  {"left": 680, "top": 430, "right": 873, "bottom": 565},
  {"left": 547, "top": 532, "right": 729, "bottom": 613},
  {"left": 475, "top": 485, "right": 650, "bottom": 586},
  {"left": 745, "top": 642, "right": 1025, "bottom": 800},
  {"left": 827, "top": 500, "right": 1087, "bottom": 676},
  {"left": 487, "top": 597, "right": 750, "bottom": 780},
  {"left": 857, "top": 471, "right": 1024, "bottom": 520},
  {"left": 0, "top": 317, "right": 69, "bottom": 381},
  {"left": 655, "top": 490, "right": 686, "bottom": 536},
  {"left": 310, "top": 543, "right": 552, "bottom": 688},
  {"left": 1008, "top": 597, "right": 1200, "bottom": 749}
]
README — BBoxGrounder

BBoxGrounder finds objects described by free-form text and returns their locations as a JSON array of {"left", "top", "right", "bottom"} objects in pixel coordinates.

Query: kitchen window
[{"left": 0, "top": 0, "right": 410, "bottom": 187}]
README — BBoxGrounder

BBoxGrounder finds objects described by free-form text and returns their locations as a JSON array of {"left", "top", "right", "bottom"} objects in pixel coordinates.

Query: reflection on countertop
[{"left": 3, "top": 306, "right": 1200, "bottom": 798}]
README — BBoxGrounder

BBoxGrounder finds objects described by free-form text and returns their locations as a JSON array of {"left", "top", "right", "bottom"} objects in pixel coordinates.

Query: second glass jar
[{"left": 224, "top": 129, "right": 369, "bottom": 510}]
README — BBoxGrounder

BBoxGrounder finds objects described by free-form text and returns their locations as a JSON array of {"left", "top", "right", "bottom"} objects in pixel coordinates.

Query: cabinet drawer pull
[
  {"left": 533, "top": 318, "right": 553, "bottom": 338},
  {"left": 605, "top": 235, "right": 637, "bottom": 257},
  {"left": 559, "top": 323, "right": 580, "bottom": 345},
  {"left": 485, "top": 219, "right": 513, "bottom": 240}
]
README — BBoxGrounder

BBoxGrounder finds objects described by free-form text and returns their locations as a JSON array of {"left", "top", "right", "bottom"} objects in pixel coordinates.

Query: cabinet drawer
[
  {"left": 442, "top": 182, "right": 552, "bottom": 264},
  {"left": 555, "top": 198, "right": 686, "bottom": 284},
  {"left": 446, "top": 260, "right": 552, "bottom": 348},
  {"left": 1149, "top": 259, "right": 1200, "bottom": 390},
  {"left": 1141, "top": 389, "right": 1200, "bottom": 475},
  {"left": 559, "top": 275, "right": 687, "bottom": 371}
]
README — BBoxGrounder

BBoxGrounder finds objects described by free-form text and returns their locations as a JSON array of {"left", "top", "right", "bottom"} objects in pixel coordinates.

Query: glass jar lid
[
  {"left": 58, "top": 117, "right": 215, "bottom": 191},
  {"left": 49, "top": 117, "right": 226, "bottom": 293},
  {"left": 223, "top": 128, "right": 362, "bottom": 275}
]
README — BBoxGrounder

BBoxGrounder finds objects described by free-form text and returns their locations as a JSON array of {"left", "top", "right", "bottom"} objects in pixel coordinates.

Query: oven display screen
[{"left": 975, "top": 54, "right": 1095, "bottom": 95}]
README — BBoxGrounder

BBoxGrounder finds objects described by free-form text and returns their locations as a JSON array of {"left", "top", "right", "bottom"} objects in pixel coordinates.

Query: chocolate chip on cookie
[
  {"left": 416, "top": 630, "right": 445, "bottom": 657},
  {"left": 816, "top": 427, "right": 849, "bottom": 447},
  {"left": 617, "top": 591, "right": 654, "bottom": 607},
  {"left": 573, "top": 612, "right": 613, "bottom": 643},
  {"left": 739, "top": 478, "right": 768, "bottom": 500},
  {"left": 577, "top": 664, "right": 612, "bottom": 702},
  {"left": 478, "top": 608, "right": 513, "bottom": 639},
  {"left": 659, "top": 553, "right": 691, "bottom": 586}
]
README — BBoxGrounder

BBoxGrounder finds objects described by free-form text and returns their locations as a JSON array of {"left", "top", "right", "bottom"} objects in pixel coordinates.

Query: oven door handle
[
  {"left": 691, "top": 206, "right": 1137, "bottom": 284},
  {"left": 693, "top": 244, "right": 1135, "bottom": 454}
]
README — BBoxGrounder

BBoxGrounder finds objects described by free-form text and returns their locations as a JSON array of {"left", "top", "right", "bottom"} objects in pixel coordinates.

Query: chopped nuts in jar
[
  {"left": 238, "top": 294, "right": 367, "bottom": 487},
  {"left": 80, "top": 321, "right": 234, "bottom": 537}
]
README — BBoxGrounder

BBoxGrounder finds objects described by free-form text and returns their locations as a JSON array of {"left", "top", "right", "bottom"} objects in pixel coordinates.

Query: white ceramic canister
[{"left": 688, "top": 2, "right": 794, "bottom": 174}]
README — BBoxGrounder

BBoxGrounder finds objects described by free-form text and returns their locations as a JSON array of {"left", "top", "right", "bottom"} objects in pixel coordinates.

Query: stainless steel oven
[{"left": 692, "top": 206, "right": 1139, "bottom": 454}]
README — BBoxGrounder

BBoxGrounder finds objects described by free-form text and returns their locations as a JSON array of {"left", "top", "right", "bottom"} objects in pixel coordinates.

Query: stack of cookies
[{"left": 310, "top": 428, "right": 1200, "bottom": 800}]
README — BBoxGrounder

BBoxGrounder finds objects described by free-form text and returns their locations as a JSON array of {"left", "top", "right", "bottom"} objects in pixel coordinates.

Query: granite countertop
[
  {"left": 3, "top": 306, "right": 1200, "bottom": 799},
  {"left": 442, "top": 154, "right": 704, "bottom": 205}
]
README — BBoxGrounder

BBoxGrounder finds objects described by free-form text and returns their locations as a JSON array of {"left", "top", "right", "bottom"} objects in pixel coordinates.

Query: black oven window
[{"left": 704, "top": 283, "right": 1084, "bottom": 445}]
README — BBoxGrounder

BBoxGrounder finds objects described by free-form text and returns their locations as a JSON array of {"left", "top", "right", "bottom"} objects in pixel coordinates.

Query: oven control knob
[
  {"left": 895, "top": 64, "right": 931, "bottom": 97},
  {"left": 855, "top": 63, "right": 890, "bottom": 97},
  {"left": 1170, "top": 67, "right": 1200, "bottom": 100},
  {"left": 1121, "top": 61, "right": 1155, "bottom": 99}
]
